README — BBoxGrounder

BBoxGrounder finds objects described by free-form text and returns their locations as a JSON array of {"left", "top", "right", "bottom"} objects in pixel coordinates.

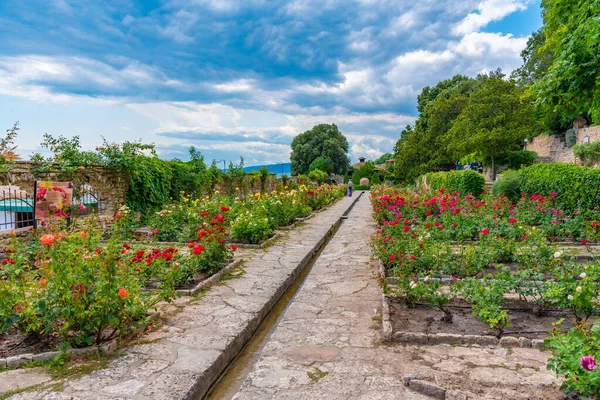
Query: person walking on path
[
  {"left": 347, "top": 180, "right": 353, "bottom": 197},
  {"left": 455, "top": 161, "right": 462, "bottom": 170},
  {"left": 470, "top": 159, "right": 479, "bottom": 171},
  {"left": 463, "top": 163, "right": 471, "bottom": 170}
]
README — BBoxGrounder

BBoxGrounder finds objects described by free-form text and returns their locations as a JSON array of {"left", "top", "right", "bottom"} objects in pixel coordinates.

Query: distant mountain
[{"left": 244, "top": 162, "right": 291, "bottom": 177}]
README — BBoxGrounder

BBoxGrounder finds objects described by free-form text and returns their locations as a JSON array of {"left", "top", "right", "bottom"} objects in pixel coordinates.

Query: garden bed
[{"left": 388, "top": 298, "right": 573, "bottom": 341}]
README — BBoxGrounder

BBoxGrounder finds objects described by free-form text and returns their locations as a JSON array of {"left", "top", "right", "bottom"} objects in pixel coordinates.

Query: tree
[
  {"left": 394, "top": 75, "right": 482, "bottom": 182},
  {"left": 532, "top": 0, "right": 600, "bottom": 124},
  {"left": 290, "top": 124, "right": 350, "bottom": 175},
  {"left": 308, "top": 168, "right": 328, "bottom": 183},
  {"left": 446, "top": 73, "right": 537, "bottom": 180},
  {"left": 374, "top": 153, "right": 393, "bottom": 165},
  {"left": 308, "top": 156, "right": 334, "bottom": 173},
  {"left": 371, "top": 172, "right": 382, "bottom": 184},
  {"left": 511, "top": 29, "right": 554, "bottom": 87}
]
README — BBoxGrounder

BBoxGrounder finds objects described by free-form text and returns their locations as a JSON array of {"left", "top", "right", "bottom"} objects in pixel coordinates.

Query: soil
[
  {"left": 177, "top": 270, "right": 211, "bottom": 290},
  {"left": 389, "top": 298, "right": 575, "bottom": 339},
  {"left": 0, "top": 332, "right": 59, "bottom": 359}
]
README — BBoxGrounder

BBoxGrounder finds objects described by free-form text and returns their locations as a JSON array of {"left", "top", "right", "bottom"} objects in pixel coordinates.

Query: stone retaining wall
[
  {"left": 0, "top": 161, "right": 129, "bottom": 222},
  {"left": 525, "top": 125, "right": 600, "bottom": 164}
]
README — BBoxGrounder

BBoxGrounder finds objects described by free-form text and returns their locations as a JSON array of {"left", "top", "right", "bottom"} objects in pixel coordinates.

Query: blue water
[{"left": 244, "top": 163, "right": 291, "bottom": 178}]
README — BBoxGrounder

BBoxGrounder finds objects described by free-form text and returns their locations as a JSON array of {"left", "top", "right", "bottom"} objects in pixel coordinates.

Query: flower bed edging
[
  {"left": 378, "top": 260, "right": 393, "bottom": 341},
  {"left": 229, "top": 232, "right": 281, "bottom": 249},
  {"left": 175, "top": 258, "right": 244, "bottom": 296},
  {"left": 0, "top": 311, "right": 160, "bottom": 370},
  {"left": 379, "top": 260, "right": 545, "bottom": 349}
]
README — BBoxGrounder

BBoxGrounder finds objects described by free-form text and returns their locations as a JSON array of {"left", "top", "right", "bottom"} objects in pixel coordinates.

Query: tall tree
[
  {"left": 290, "top": 124, "right": 349, "bottom": 175},
  {"left": 394, "top": 75, "right": 481, "bottom": 182},
  {"left": 533, "top": 0, "right": 600, "bottom": 124},
  {"left": 446, "top": 73, "right": 537, "bottom": 180}
]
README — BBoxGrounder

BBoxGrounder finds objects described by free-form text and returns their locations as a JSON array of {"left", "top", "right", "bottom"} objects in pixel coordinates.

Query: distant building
[{"left": 351, "top": 157, "right": 367, "bottom": 169}]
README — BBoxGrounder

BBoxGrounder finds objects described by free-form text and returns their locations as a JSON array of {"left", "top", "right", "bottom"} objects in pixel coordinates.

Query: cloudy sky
[{"left": 0, "top": 0, "right": 542, "bottom": 166}]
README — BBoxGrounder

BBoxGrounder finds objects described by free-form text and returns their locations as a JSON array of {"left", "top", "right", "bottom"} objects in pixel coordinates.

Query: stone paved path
[
  {"left": 230, "top": 194, "right": 563, "bottom": 400},
  {"left": 5, "top": 195, "right": 360, "bottom": 400}
]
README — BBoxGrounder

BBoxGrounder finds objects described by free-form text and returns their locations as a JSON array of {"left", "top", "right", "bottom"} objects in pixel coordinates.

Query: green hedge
[
  {"left": 519, "top": 163, "right": 600, "bottom": 213},
  {"left": 421, "top": 170, "right": 485, "bottom": 197},
  {"left": 491, "top": 170, "right": 522, "bottom": 203}
]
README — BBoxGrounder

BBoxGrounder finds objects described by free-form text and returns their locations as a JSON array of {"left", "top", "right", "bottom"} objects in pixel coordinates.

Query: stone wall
[
  {"left": 0, "top": 162, "right": 129, "bottom": 223},
  {"left": 525, "top": 125, "right": 600, "bottom": 164}
]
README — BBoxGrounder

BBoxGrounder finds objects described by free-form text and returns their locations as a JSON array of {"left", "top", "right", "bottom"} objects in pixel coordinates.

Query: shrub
[
  {"left": 371, "top": 173, "right": 381, "bottom": 184},
  {"left": 230, "top": 207, "right": 274, "bottom": 244},
  {"left": 500, "top": 150, "right": 538, "bottom": 170},
  {"left": 421, "top": 170, "right": 485, "bottom": 197},
  {"left": 519, "top": 163, "right": 600, "bottom": 214},
  {"left": 309, "top": 156, "right": 334, "bottom": 174},
  {"left": 566, "top": 128, "right": 577, "bottom": 148},
  {"left": 491, "top": 170, "right": 522, "bottom": 203},
  {"left": 573, "top": 142, "right": 600, "bottom": 167},
  {"left": 308, "top": 168, "right": 328, "bottom": 183},
  {"left": 545, "top": 318, "right": 600, "bottom": 397}
]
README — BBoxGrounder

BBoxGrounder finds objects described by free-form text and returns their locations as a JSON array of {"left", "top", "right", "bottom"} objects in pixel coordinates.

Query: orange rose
[
  {"left": 40, "top": 234, "right": 55, "bottom": 246},
  {"left": 39, "top": 278, "right": 48, "bottom": 287},
  {"left": 118, "top": 287, "right": 128, "bottom": 298},
  {"left": 80, "top": 232, "right": 89, "bottom": 238}
]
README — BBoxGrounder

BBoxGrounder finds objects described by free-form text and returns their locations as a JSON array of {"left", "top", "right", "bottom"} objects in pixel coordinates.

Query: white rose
[
  {"left": 568, "top": 295, "right": 574, "bottom": 301},
  {"left": 553, "top": 251, "right": 563, "bottom": 258},
  {"left": 409, "top": 281, "right": 417, "bottom": 289},
  {"left": 424, "top": 276, "right": 430, "bottom": 282},
  {"left": 576, "top": 286, "right": 583, "bottom": 293},
  {"left": 580, "top": 272, "right": 587, "bottom": 279}
]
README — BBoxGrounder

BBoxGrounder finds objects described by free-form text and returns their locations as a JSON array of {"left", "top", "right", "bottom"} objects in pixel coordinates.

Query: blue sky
[{"left": 0, "top": 0, "right": 542, "bottom": 166}]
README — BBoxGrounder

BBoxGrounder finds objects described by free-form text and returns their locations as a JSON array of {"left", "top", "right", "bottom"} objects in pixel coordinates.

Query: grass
[
  {"left": 0, "top": 352, "right": 118, "bottom": 400},
  {"left": 307, "top": 367, "right": 329, "bottom": 382},
  {"left": 220, "top": 265, "right": 246, "bottom": 283},
  {"left": 23, "top": 351, "right": 118, "bottom": 380}
]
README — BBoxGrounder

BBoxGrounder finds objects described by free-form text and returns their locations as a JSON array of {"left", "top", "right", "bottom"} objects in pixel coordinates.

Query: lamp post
[
  {"left": 275, "top": 162, "right": 285, "bottom": 177},
  {"left": 524, "top": 138, "right": 528, "bottom": 150}
]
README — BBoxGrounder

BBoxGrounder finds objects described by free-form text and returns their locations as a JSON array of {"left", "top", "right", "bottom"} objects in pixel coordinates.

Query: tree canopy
[
  {"left": 309, "top": 156, "right": 334, "bottom": 173},
  {"left": 290, "top": 123, "right": 350, "bottom": 175},
  {"left": 531, "top": 0, "right": 600, "bottom": 124},
  {"left": 445, "top": 72, "right": 537, "bottom": 179}
]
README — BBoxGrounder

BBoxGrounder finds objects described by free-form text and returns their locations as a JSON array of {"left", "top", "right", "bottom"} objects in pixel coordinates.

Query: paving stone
[{"left": 0, "top": 368, "right": 52, "bottom": 394}]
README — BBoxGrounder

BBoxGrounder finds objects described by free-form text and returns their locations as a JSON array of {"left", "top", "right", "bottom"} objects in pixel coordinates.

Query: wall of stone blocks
[
  {"left": 525, "top": 125, "right": 600, "bottom": 164},
  {"left": 0, "top": 162, "right": 129, "bottom": 223}
]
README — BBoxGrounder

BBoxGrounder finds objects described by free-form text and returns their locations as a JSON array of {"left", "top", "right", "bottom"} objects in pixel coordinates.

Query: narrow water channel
[{"left": 204, "top": 193, "right": 362, "bottom": 399}]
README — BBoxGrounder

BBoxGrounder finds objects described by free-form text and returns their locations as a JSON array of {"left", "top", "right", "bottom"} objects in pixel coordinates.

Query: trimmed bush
[
  {"left": 491, "top": 170, "right": 521, "bottom": 203},
  {"left": 421, "top": 170, "right": 485, "bottom": 197},
  {"left": 519, "top": 163, "right": 600, "bottom": 213},
  {"left": 371, "top": 173, "right": 382, "bottom": 184}
]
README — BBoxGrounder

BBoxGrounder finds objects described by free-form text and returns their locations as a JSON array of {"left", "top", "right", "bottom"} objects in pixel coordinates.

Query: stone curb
[
  {"left": 174, "top": 258, "right": 244, "bottom": 296},
  {"left": 0, "top": 308, "right": 164, "bottom": 371},
  {"left": 404, "top": 375, "right": 446, "bottom": 400},
  {"left": 228, "top": 232, "right": 282, "bottom": 249},
  {"left": 379, "top": 263, "right": 545, "bottom": 349},
  {"left": 183, "top": 192, "right": 364, "bottom": 400},
  {"left": 378, "top": 260, "right": 393, "bottom": 341},
  {"left": 391, "top": 329, "right": 544, "bottom": 349}
]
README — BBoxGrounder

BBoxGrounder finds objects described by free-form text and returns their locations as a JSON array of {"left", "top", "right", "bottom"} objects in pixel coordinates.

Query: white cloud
[
  {"left": 213, "top": 79, "right": 256, "bottom": 93},
  {"left": 0, "top": 55, "right": 183, "bottom": 102},
  {"left": 453, "top": 0, "right": 529, "bottom": 35}
]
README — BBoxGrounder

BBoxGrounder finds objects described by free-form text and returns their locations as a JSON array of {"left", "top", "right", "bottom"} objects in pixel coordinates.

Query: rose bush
[{"left": 372, "top": 183, "right": 600, "bottom": 397}]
